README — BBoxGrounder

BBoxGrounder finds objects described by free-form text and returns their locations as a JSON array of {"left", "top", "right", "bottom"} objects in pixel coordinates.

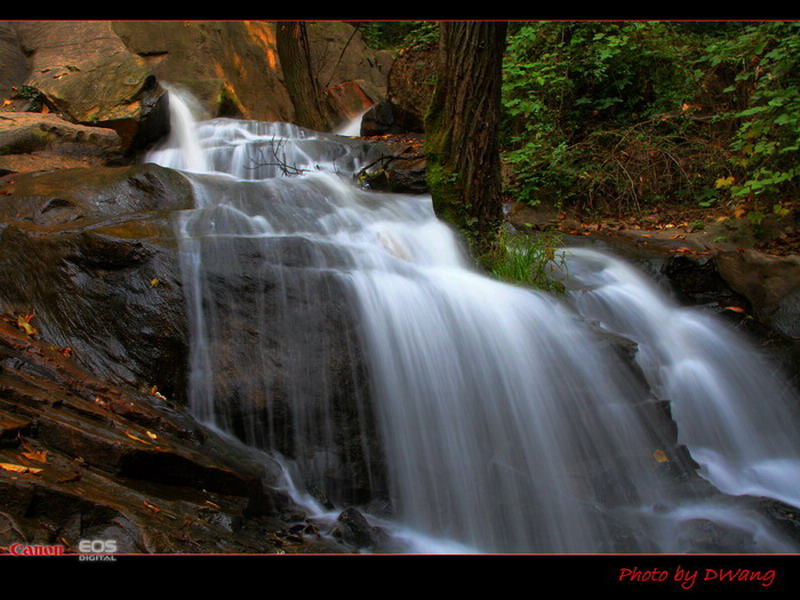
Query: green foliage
[
  {"left": 481, "top": 229, "right": 565, "bottom": 292},
  {"left": 500, "top": 22, "right": 712, "bottom": 212},
  {"left": 499, "top": 21, "right": 799, "bottom": 217},
  {"left": 353, "top": 21, "right": 439, "bottom": 52},
  {"left": 702, "top": 22, "right": 800, "bottom": 207}
]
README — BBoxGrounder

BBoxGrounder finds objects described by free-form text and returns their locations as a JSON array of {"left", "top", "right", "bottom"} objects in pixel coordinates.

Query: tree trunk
[
  {"left": 276, "top": 22, "right": 334, "bottom": 132},
  {"left": 425, "top": 21, "right": 508, "bottom": 255}
]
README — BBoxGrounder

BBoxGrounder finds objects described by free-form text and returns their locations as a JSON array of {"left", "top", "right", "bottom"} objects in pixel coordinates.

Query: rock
[
  {"left": 663, "top": 253, "right": 752, "bottom": 311},
  {"left": 715, "top": 250, "right": 800, "bottom": 340},
  {"left": 0, "top": 317, "right": 338, "bottom": 554},
  {"left": 0, "top": 23, "right": 28, "bottom": 98},
  {"left": 112, "top": 21, "right": 391, "bottom": 132},
  {"left": 360, "top": 100, "right": 396, "bottom": 136},
  {"left": 186, "top": 232, "right": 386, "bottom": 506},
  {"left": 677, "top": 517, "right": 757, "bottom": 553},
  {"left": 12, "top": 22, "right": 169, "bottom": 155},
  {"left": 0, "top": 111, "right": 123, "bottom": 174},
  {"left": 112, "top": 21, "right": 294, "bottom": 123},
  {"left": 0, "top": 163, "right": 193, "bottom": 399},
  {"left": 357, "top": 134, "right": 428, "bottom": 194},
  {"left": 306, "top": 22, "right": 392, "bottom": 99},
  {"left": 385, "top": 46, "right": 437, "bottom": 132},
  {"left": 330, "top": 506, "right": 392, "bottom": 551},
  {"left": 327, "top": 80, "right": 381, "bottom": 130}
]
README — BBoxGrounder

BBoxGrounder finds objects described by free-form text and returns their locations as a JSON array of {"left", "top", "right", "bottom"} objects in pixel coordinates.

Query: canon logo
[{"left": 9, "top": 543, "right": 64, "bottom": 556}]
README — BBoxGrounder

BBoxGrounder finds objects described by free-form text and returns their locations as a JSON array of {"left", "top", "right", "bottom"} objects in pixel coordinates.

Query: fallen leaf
[
  {"left": 724, "top": 306, "right": 747, "bottom": 313},
  {"left": 0, "top": 462, "right": 42, "bottom": 474},
  {"left": 143, "top": 501, "right": 161, "bottom": 513},
  {"left": 653, "top": 449, "right": 670, "bottom": 463},
  {"left": 145, "top": 431, "right": 158, "bottom": 440},
  {"left": 124, "top": 430, "right": 153, "bottom": 445},
  {"left": 20, "top": 449, "right": 47, "bottom": 463},
  {"left": 16, "top": 312, "right": 36, "bottom": 336},
  {"left": 150, "top": 278, "right": 160, "bottom": 288}
]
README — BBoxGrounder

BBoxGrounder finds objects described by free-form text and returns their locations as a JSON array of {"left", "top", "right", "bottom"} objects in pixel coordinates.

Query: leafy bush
[
  {"left": 703, "top": 22, "right": 800, "bottom": 210},
  {"left": 499, "top": 22, "right": 799, "bottom": 216}
]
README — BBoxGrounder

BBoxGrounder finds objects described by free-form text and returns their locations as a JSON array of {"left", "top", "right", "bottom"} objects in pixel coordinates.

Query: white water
[
  {"left": 147, "top": 87, "right": 800, "bottom": 553},
  {"left": 333, "top": 108, "right": 371, "bottom": 137},
  {"left": 556, "top": 249, "right": 800, "bottom": 509}
]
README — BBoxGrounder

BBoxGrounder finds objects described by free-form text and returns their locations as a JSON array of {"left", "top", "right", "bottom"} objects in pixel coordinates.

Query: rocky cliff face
[{"left": 0, "top": 20, "right": 391, "bottom": 166}]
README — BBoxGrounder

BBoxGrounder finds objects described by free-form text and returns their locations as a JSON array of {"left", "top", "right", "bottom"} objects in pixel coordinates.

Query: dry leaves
[
  {"left": 16, "top": 312, "right": 36, "bottom": 336},
  {"left": 0, "top": 462, "right": 42, "bottom": 474}
]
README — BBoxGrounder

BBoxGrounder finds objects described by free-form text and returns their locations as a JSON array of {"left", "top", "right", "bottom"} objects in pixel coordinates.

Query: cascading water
[{"left": 147, "top": 87, "right": 800, "bottom": 553}]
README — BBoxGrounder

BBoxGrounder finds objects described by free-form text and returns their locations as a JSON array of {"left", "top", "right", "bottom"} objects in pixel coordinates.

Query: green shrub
[{"left": 481, "top": 228, "right": 565, "bottom": 292}]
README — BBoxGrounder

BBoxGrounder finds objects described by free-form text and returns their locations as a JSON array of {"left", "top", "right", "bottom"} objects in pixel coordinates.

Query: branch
[
  {"left": 245, "top": 137, "right": 307, "bottom": 176},
  {"left": 357, "top": 150, "right": 425, "bottom": 175}
]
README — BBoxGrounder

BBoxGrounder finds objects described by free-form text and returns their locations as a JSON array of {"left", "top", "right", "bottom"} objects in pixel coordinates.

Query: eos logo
[{"left": 78, "top": 539, "right": 118, "bottom": 560}]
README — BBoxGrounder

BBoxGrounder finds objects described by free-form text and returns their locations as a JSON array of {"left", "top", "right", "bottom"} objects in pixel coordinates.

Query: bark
[
  {"left": 425, "top": 21, "right": 508, "bottom": 255},
  {"left": 276, "top": 22, "right": 335, "bottom": 132}
]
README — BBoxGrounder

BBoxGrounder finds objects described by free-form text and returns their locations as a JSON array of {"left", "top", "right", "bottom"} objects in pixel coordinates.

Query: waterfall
[{"left": 146, "top": 87, "right": 800, "bottom": 553}]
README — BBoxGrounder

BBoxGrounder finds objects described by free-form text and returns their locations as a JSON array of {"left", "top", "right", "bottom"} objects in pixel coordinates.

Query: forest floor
[
  {"left": 507, "top": 199, "right": 800, "bottom": 259},
  {"left": 365, "top": 133, "right": 800, "bottom": 258}
]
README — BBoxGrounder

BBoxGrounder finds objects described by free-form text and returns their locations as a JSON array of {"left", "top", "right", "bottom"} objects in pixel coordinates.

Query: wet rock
[
  {"left": 0, "top": 163, "right": 193, "bottom": 400},
  {"left": 677, "top": 517, "right": 757, "bottom": 553},
  {"left": 715, "top": 249, "right": 800, "bottom": 340},
  {"left": 330, "top": 506, "right": 392, "bottom": 551},
  {"left": 357, "top": 134, "right": 427, "bottom": 194},
  {"left": 663, "top": 253, "right": 752, "bottom": 311},
  {"left": 0, "top": 318, "right": 330, "bottom": 554},
  {"left": 188, "top": 235, "right": 386, "bottom": 505}
]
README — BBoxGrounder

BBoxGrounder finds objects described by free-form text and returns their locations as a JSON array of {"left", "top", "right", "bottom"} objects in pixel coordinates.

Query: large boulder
[
  {"left": 112, "top": 21, "right": 391, "bottom": 131},
  {"left": 359, "top": 46, "right": 436, "bottom": 136},
  {"left": 112, "top": 21, "right": 294, "bottom": 123},
  {"left": 0, "top": 163, "right": 193, "bottom": 400},
  {"left": 12, "top": 22, "right": 169, "bottom": 155},
  {"left": 307, "top": 22, "right": 392, "bottom": 99},
  {"left": 0, "top": 111, "right": 123, "bottom": 174},
  {"left": 306, "top": 22, "right": 392, "bottom": 128},
  {"left": 0, "top": 23, "right": 28, "bottom": 98},
  {"left": 716, "top": 249, "right": 800, "bottom": 340},
  {"left": 386, "top": 46, "right": 437, "bottom": 132},
  {"left": 363, "top": 45, "right": 437, "bottom": 137}
]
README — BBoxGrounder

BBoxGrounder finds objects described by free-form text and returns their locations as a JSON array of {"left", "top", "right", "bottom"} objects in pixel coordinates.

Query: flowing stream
[{"left": 146, "top": 87, "right": 800, "bottom": 553}]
